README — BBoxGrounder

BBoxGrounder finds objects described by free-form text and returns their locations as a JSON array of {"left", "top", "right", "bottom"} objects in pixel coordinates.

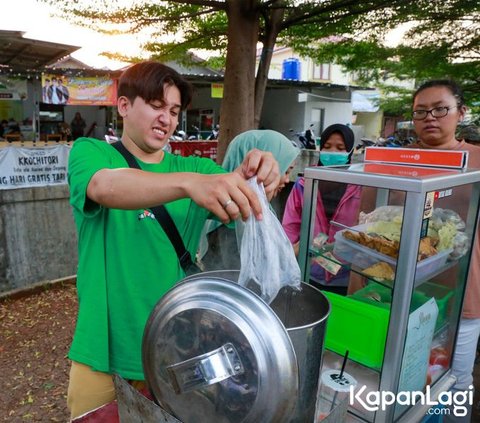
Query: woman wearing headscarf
[
  {"left": 199, "top": 129, "right": 300, "bottom": 271},
  {"left": 282, "top": 124, "right": 361, "bottom": 295}
]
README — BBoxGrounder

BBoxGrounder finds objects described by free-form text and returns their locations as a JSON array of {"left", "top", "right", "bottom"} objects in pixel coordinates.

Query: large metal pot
[{"left": 142, "top": 270, "right": 330, "bottom": 423}]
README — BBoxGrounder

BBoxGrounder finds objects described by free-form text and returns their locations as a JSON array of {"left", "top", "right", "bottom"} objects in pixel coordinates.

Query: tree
[
  {"left": 291, "top": 2, "right": 480, "bottom": 117},
  {"left": 44, "top": 0, "right": 479, "bottom": 160}
]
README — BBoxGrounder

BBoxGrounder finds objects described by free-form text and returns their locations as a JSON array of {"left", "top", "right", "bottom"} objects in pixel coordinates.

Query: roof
[
  {"left": 0, "top": 30, "right": 80, "bottom": 73},
  {"left": 48, "top": 55, "right": 96, "bottom": 70},
  {"left": 164, "top": 59, "right": 224, "bottom": 78}
]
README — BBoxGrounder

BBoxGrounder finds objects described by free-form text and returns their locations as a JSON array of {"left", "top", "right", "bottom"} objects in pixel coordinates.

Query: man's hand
[
  {"left": 186, "top": 172, "right": 263, "bottom": 224},
  {"left": 234, "top": 149, "right": 280, "bottom": 200}
]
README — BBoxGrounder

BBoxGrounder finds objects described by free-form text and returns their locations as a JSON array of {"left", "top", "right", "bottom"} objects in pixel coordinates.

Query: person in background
[
  {"left": 107, "top": 123, "right": 116, "bottom": 137},
  {"left": 66, "top": 61, "right": 280, "bottom": 419},
  {"left": 70, "top": 112, "right": 87, "bottom": 140},
  {"left": 58, "top": 121, "right": 72, "bottom": 141},
  {"left": 4, "top": 118, "right": 21, "bottom": 137},
  {"left": 409, "top": 79, "right": 480, "bottom": 423},
  {"left": 282, "top": 124, "right": 361, "bottom": 295},
  {"left": 198, "top": 129, "right": 300, "bottom": 271},
  {"left": 0, "top": 119, "right": 8, "bottom": 138}
]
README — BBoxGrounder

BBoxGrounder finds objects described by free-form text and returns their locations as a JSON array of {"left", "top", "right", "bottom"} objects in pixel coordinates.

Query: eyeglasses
[{"left": 412, "top": 106, "right": 457, "bottom": 120}]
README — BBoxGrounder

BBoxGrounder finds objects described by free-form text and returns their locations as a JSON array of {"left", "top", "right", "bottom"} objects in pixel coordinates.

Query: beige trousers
[{"left": 67, "top": 361, "right": 145, "bottom": 420}]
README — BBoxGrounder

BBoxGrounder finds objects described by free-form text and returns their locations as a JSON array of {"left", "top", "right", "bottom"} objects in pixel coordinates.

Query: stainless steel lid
[{"left": 142, "top": 277, "right": 298, "bottom": 423}]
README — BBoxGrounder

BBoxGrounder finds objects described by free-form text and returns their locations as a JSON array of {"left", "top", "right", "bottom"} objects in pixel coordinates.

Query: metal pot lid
[{"left": 142, "top": 277, "right": 298, "bottom": 423}]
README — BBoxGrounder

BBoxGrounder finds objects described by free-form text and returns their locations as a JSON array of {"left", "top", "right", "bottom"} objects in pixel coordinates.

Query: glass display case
[{"left": 298, "top": 162, "right": 480, "bottom": 422}]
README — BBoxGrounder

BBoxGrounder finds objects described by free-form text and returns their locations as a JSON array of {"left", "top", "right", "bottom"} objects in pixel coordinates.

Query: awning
[{"left": 0, "top": 30, "right": 79, "bottom": 72}]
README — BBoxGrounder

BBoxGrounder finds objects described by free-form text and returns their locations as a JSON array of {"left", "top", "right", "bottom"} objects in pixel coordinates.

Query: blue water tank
[{"left": 282, "top": 58, "right": 301, "bottom": 80}]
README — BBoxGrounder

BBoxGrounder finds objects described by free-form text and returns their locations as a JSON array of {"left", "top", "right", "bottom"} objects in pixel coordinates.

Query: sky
[{"left": 3, "top": 0, "right": 148, "bottom": 69}]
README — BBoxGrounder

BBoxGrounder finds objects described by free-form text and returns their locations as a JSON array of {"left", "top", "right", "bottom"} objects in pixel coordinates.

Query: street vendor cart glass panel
[{"left": 298, "top": 159, "right": 480, "bottom": 422}]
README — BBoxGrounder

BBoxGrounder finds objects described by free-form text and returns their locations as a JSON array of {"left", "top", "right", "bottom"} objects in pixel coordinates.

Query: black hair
[
  {"left": 412, "top": 79, "right": 465, "bottom": 107},
  {"left": 118, "top": 61, "right": 193, "bottom": 111}
]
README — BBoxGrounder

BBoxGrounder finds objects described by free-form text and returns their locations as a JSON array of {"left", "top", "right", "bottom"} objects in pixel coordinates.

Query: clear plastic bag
[{"left": 237, "top": 177, "right": 301, "bottom": 304}]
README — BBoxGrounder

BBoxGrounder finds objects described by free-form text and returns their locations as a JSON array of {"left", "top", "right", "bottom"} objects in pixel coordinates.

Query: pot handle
[{"left": 166, "top": 343, "right": 244, "bottom": 394}]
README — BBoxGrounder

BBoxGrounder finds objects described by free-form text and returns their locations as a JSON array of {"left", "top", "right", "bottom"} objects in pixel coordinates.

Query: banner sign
[
  {"left": 363, "top": 163, "right": 458, "bottom": 179},
  {"left": 0, "top": 145, "right": 70, "bottom": 190},
  {"left": 364, "top": 147, "right": 468, "bottom": 169},
  {"left": 211, "top": 83, "right": 224, "bottom": 98},
  {"left": 0, "top": 76, "right": 28, "bottom": 100},
  {"left": 170, "top": 141, "right": 217, "bottom": 160},
  {"left": 41, "top": 74, "right": 117, "bottom": 105}
]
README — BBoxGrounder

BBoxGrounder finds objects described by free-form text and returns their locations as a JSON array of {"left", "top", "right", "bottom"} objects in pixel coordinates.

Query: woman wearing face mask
[
  {"left": 198, "top": 129, "right": 300, "bottom": 271},
  {"left": 282, "top": 124, "right": 361, "bottom": 295}
]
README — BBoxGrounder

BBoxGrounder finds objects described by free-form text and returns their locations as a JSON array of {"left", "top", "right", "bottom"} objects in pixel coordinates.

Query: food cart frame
[{"left": 298, "top": 163, "right": 480, "bottom": 422}]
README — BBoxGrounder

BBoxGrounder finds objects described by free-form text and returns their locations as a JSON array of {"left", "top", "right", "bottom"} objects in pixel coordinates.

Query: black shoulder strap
[{"left": 111, "top": 141, "right": 193, "bottom": 270}]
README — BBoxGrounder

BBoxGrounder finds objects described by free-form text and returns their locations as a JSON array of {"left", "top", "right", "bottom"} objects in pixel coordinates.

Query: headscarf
[
  {"left": 198, "top": 129, "right": 300, "bottom": 258},
  {"left": 222, "top": 129, "right": 300, "bottom": 175},
  {"left": 318, "top": 124, "right": 355, "bottom": 165}
]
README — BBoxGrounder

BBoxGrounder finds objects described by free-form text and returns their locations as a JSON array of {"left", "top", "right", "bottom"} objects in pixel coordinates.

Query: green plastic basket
[
  {"left": 352, "top": 283, "right": 453, "bottom": 331},
  {"left": 322, "top": 291, "right": 389, "bottom": 369},
  {"left": 322, "top": 283, "right": 454, "bottom": 370}
]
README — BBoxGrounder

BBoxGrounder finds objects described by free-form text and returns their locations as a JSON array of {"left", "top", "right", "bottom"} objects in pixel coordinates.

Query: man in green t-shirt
[{"left": 67, "top": 61, "right": 280, "bottom": 419}]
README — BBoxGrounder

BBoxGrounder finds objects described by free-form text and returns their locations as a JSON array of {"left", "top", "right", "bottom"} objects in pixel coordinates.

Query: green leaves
[{"left": 39, "top": 0, "right": 479, "bottom": 124}]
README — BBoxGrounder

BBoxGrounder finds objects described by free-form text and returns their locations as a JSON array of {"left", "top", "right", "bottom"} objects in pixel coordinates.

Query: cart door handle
[{"left": 166, "top": 343, "right": 244, "bottom": 394}]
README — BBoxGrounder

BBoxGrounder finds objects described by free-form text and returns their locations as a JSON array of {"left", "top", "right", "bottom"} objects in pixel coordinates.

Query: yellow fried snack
[
  {"left": 362, "top": 262, "right": 396, "bottom": 281},
  {"left": 418, "top": 237, "right": 438, "bottom": 261}
]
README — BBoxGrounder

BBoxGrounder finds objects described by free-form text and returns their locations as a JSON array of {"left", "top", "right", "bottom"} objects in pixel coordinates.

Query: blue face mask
[{"left": 319, "top": 151, "right": 350, "bottom": 166}]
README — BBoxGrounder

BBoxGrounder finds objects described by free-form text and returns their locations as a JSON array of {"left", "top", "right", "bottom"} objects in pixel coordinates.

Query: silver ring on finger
[{"left": 222, "top": 199, "right": 234, "bottom": 209}]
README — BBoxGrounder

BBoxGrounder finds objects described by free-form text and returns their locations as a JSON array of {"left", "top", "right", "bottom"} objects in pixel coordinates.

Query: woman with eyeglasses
[
  {"left": 411, "top": 79, "right": 468, "bottom": 149},
  {"left": 410, "top": 79, "right": 480, "bottom": 421}
]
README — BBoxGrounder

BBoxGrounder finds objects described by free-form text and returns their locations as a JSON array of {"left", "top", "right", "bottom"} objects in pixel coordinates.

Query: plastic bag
[
  {"left": 359, "top": 205, "right": 404, "bottom": 225},
  {"left": 237, "top": 177, "right": 301, "bottom": 304}
]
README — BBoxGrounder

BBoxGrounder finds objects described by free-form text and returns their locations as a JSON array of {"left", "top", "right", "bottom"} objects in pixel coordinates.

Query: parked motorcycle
[
  {"left": 206, "top": 124, "right": 219, "bottom": 140},
  {"left": 289, "top": 124, "right": 316, "bottom": 149},
  {"left": 188, "top": 125, "right": 202, "bottom": 140},
  {"left": 170, "top": 130, "right": 187, "bottom": 141},
  {"left": 353, "top": 138, "right": 376, "bottom": 156}
]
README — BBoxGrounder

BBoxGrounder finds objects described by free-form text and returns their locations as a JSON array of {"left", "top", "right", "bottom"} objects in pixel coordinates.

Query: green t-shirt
[{"left": 68, "top": 138, "right": 225, "bottom": 379}]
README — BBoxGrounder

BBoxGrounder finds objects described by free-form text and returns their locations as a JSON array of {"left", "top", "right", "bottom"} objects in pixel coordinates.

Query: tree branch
[{"left": 165, "top": 0, "right": 226, "bottom": 10}]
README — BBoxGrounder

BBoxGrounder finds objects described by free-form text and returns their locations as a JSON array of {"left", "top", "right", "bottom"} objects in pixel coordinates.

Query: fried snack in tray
[
  {"left": 360, "top": 206, "right": 469, "bottom": 260},
  {"left": 362, "top": 262, "right": 395, "bottom": 281},
  {"left": 343, "top": 229, "right": 438, "bottom": 261},
  {"left": 343, "top": 230, "right": 400, "bottom": 259},
  {"left": 418, "top": 237, "right": 438, "bottom": 261}
]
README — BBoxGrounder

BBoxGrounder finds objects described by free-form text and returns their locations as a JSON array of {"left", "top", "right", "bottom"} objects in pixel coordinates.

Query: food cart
[{"left": 298, "top": 148, "right": 480, "bottom": 422}]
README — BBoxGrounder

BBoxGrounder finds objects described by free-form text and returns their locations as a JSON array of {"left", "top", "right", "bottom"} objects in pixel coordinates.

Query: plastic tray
[
  {"left": 322, "top": 291, "right": 389, "bottom": 369},
  {"left": 333, "top": 224, "right": 452, "bottom": 282}
]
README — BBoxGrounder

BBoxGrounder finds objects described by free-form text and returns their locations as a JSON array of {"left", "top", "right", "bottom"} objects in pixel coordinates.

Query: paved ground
[{"left": 1, "top": 280, "right": 480, "bottom": 422}]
